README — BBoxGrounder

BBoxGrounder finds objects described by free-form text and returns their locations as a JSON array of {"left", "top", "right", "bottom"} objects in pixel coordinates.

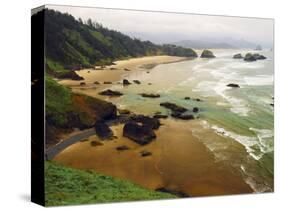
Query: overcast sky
[{"left": 47, "top": 5, "right": 274, "bottom": 47}]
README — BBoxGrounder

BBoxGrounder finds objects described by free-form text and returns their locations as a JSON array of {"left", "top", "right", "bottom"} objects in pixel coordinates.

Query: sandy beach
[
  {"left": 58, "top": 55, "right": 188, "bottom": 97},
  {"left": 54, "top": 118, "right": 252, "bottom": 196}
]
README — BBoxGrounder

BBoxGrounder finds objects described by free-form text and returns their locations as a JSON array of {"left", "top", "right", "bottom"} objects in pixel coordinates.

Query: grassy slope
[{"left": 45, "top": 161, "right": 176, "bottom": 206}]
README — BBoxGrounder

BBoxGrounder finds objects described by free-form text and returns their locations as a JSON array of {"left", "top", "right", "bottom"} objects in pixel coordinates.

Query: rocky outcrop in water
[
  {"left": 244, "top": 53, "right": 256, "bottom": 62},
  {"left": 98, "top": 89, "right": 123, "bottom": 96},
  {"left": 160, "top": 102, "right": 188, "bottom": 113},
  {"left": 233, "top": 53, "right": 243, "bottom": 59},
  {"left": 171, "top": 111, "right": 194, "bottom": 120},
  {"left": 140, "top": 93, "right": 160, "bottom": 98},
  {"left": 160, "top": 102, "right": 196, "bottom": 120},
  {"left": 200, "top": 49, "right": 216, "bottom": 58},
  {"left": 253, "top": 53, "right": 266, "bottom": 60},
  {"left": 133, "top": 80, "right": 141, "bottom": 84},
  {"left": 227, "top": 83, "right": 240, "bottom": 88},
  {"left": 244, "top": 53, "right": 266, "bottom": 62},
  {"left": 193, "top": 107, "right": 199, "bottom": 113}
]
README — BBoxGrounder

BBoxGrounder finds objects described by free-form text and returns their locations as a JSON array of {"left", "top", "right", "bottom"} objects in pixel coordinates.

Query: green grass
[
  {"left": 45, "top": 161, "right": 177, "bottom": 206},
  {"left": 45, "top": 76, "right": 72, "bottom": 127},
  {"left": 46, "top": 59, "right": 71, "bottom": 78}
]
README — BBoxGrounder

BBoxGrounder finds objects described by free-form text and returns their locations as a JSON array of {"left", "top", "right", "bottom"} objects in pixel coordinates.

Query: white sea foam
[
  {"left": 249, "top": 128, "right": 274, "bottom": 153},
  {"left": 198, "top": 120, "right": 268, "bottom": 161},
  {"left": 227, "top": 61, "right": 265, "bottom": 70},
  {"left": 193, "top": 120, "right": 273, "bottom": 193},
  {"left": 244, "top": 75, "right": 273, "bottom": 86},
  {"left": 214, "top": 82, "right": 250, "bottom": 116}
]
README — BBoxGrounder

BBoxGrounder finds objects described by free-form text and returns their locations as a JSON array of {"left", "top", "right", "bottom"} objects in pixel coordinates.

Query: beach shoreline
[
  {"left": 58, "top": 55, "right": 191, "bottom": 96},
  {"left": 52, "top": 54, "right": 254, "bottom": 197}
]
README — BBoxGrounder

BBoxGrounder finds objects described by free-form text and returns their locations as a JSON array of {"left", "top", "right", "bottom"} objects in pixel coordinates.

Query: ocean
[{"left": 107, "top": 49, "right": 274, "bottom": 193}]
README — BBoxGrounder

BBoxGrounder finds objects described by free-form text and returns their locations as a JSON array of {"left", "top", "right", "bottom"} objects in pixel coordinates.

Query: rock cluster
[
  {"left": 200, "top": 49, "right": 216, "bottom": 58},
  {"left": 98, "top": 89, "right": 123, "bottom": 96}
]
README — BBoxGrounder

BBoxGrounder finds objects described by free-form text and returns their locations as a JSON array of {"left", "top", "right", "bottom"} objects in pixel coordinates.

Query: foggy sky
[{"left": 47, "top": 5, "right": 274, "bottom": 47}]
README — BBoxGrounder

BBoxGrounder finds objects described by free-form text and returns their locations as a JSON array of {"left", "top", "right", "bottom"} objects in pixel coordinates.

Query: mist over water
[{"left": 107, "top": 49, "right": 274, "bottom": 192}]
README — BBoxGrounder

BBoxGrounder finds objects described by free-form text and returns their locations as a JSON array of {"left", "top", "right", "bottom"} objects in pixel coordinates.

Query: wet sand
[{"left": 54, "top": 118, "right": 252, "bottom": 196}]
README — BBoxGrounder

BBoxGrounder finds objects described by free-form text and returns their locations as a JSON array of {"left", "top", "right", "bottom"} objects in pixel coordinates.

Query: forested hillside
[{"left": 43, "top": 9, "right": 197, "bottom": 79}]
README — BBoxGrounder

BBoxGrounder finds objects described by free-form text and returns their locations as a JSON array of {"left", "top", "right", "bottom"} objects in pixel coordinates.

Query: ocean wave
[
  {"left": 198, "top": 120, "right": 273, "bottom": 161},
  {"left": 214, "top": 82, "right": 250, "bottom": 116},
  {"left": 244, "top": 75, "right": 273, "bottom": 86},
  {"left": 249, "top": 128, "right": 274, "bottom": 153},
  {"left": 228, "top": 61, "right": 265, "bottom": 70},
  {"left": 240, "top": 165, "right": 273, "bottom": 193}
]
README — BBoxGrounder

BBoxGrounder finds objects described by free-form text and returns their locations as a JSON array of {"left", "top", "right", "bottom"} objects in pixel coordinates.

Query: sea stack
[
  {"left": 233, "top": 53, "right": 243, "bottom": 59},
  {"left": 200, "top": 49, "right": 216, "bottom": 58},
  {"left": 244, "top": 53, "right": 257, "bottom": 62}
]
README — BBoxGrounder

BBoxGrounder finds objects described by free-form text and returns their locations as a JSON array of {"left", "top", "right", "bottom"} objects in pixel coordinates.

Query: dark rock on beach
[
  {"left": 93, "top": 81, "right": 100, "bottom": 85},
  {"left": 123, "top": 79, "right": 131, "bottom": 85},
  {"left": 94, "top": 120, "right": 113, "bottom": 140},
  {"left": 123, "top": 121, "right": 156, "bottom": 145},
  {"left": 140, "top": 93, "right": 160, "bottom": 98},
  {"left": 140, "top": 150, "right": 152, "bottom": 157},
  {"left": 133, "top": 80, "right": 141, "bottom": 84},
  {"left": 90, "top": 141, "right": 104, "bottom": 146},
  {"left": 104, "top": 81, "right": 112, "bottom": 84},
  {"left": 200, "top": 49, "right": 216, "bottom": 58},
  {"left": 227, "top": 83, "right": 240, "bottom": 88},
  {"left": 171, "top": 111, "right": 194, "bottom": 120},
  {"left": 49, "top": 70, "right": 84, "bottom": 80},
  {"left": 124, "top": 68, "right": 131, "bottom": 71},
  {"left": 160, "top": 102, "right": 188, "bottom": 113},
  {"left": 184, "top": 97, "right": 191, "bottom": 100},
  {"left": 153, "top": 114, "right": 168, "bottom": 119},
  {"left": 116, "top": 145, "right": 130, "bottom": 151},
  {"left": 80, "top": 82, "right": 86, "bottom": 86},
  {"left": 98, "top": 89, "right": 123, "bottom": 96},
  {"left": 233, "top": 53, "right": 243, "bottom": 59},
  {"left": 131, "top": 115, "right": 161, "bottom": 130},
  {"left": 118, "top": 109, "right": 131, "bottom": 115}
]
